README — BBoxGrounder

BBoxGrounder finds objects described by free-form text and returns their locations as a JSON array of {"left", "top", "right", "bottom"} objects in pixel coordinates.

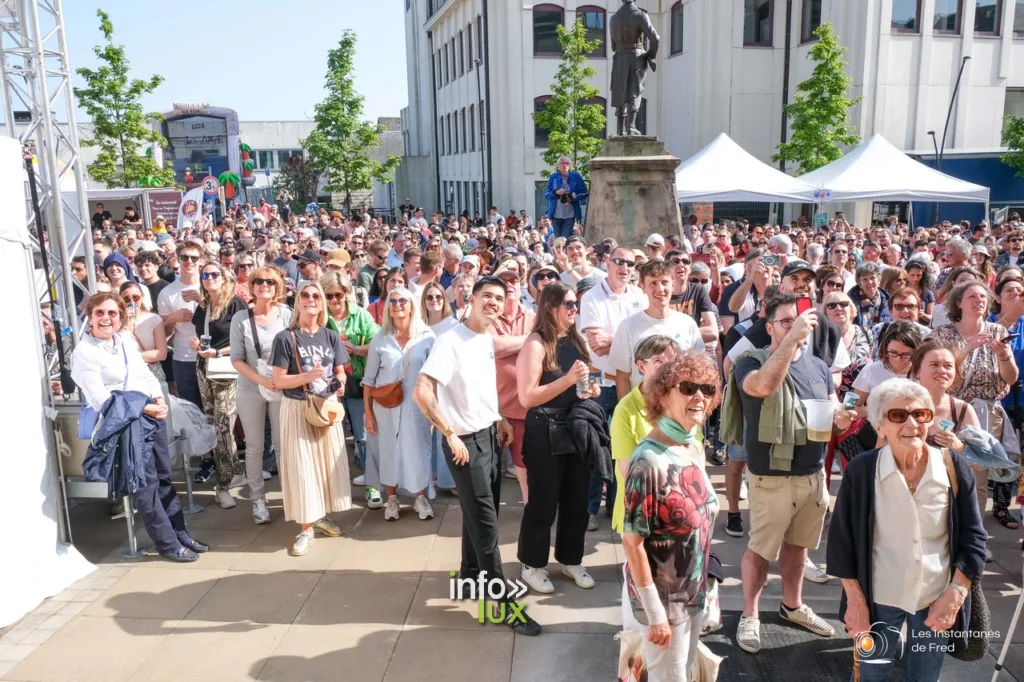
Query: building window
[
  {"left": 578, "top": 6, "right": 606, "bottom": 57},
  {"left": 469, "top": 104, "right": 476, "bottom": 151},
  {"left": 459, "top": 31, "right": 465, "bottom": 74},
  {"left": 453, "top": 111, "right": 460, "bottom": 153},
  {"left": 406, "top": 0, "right": 410, "bottom": 9},
  {"left": 636, "top": 99, "right": 648, "bottom": 136},
  {"left": 934, "top": 0, "right": 962, "bottom": 32},
  {"left": 450, "top": 39, "right": 457, "bottom": 79},
  {"left": 668, "top": 2, "right": 685, "bottom": 55},
  {"left": 891, "top": 0, "right": 921, "bottom": 31},
  {"left": 438, "top": 117, "right": 445, "bottom": 155},
  {"left": 461, "top": 107, "right": 468, "bottom": 151},
  {"left": 534, "top": 96, "right": 552, "bottom": 146},
  {"left": 975, "top": 0, "right": 1001, "bottom": 34},
  {"left": 744, "top": 0, "right": 774, "bottom": 46},
  {"left": 583, "top": 96, "right": 607, "bottom": 139},
  {"left": 533, "top": 4, "right": 564, "bottom": 56},
  {"left": 468, "top": 23, "right": 474, "bottom": 66},
  {"left": 1016, "top": 0, "right": 1024, "bottom": 35},
  {"left": 442, "top": 44, "right": 449, "bottom": 83},
  {"left": 801, "top": 0, "right": 822, "bottom": 42},
  {"left": 480, "top": 99, "right": 486, "bottom": 148},
  {"left": 277, "top": 150, "right": 301, "bottom": 168},
  {"left": 256, "top": 150, "right": 274, "bottom": 169},
  {"left": 477, "top": 15, "right": 484, "bottom": 63},
  {"left": 446, "top": 114, "right": 452, "bottom": 156}
]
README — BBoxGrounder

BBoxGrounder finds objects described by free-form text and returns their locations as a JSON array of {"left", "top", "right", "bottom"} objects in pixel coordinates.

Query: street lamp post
[
  {"left": 928, "top": 130, "right": 940, "bottom": 223},
  {"left": 938, "top": 56, "right": 971, "bottom": 173},
  {"left": 474, "top": 57, "right": 485, "bottom": 217}
]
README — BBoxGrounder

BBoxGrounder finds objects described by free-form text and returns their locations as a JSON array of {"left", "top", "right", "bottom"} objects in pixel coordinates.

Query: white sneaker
[
  {"left": 414, "top": 495, "right": 434, "bottom": 520},
  {"left": 739, "top": 475, "right": 749, "bottom": 501},
  {"left": 561, "top": 564, "right": 595, "bottom": 589},
  {"left": 831, "top": 458, "right": 842, "bottom": 475},
  {"left": 803, "top": 557, "right": 830, "bottom": 584},
  {"left": 504, "top": 464, "right": 519, "bottom": 480},
  {"left": 262, "top": 470, "right": 272, "bottom": 481},
  {"left": 384, "top": 495, "right": 400, "bottom": 521},
  {"left": 353, "top": 474, "right": 366, "bottom": 486},
  {"left": 520, "top": 565, "right": 555, "bottom": 594},
  {"left": 215, "top": 488, "right": 236, "bottom": 509},
  {"left": 313, "top": 517, "right": 342, "bottom": 537},
  {"left": 737, "top": 615, "right": 761, "bottom": 653},
  {"left": 228, "top": 473, "right": 247, "bottom": 489},
  {"left": 291, "top": 530, "right": 314, "bottom": 556},
  {"left": 366, "top": 487, "right": 384, "bottom": 510},
  {"left": 779, "top": 603, "right": 835, "bottom": 637},
  {"left": 252, "top": 499, "right": 271, "bottom": 525}
]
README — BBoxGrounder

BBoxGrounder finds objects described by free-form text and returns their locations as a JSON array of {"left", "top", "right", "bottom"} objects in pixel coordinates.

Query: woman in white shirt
[
  {"left": 852, "top": 321, "right": 924, "bottom": 419},
  {"left": 118, "top": 282, "right": 167, "bottom": 393},
  {"left": 71, "top": 292, "right": 208, "bottom": 563}
]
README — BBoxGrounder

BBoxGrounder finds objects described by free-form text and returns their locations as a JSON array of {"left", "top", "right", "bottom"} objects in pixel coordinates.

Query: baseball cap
[
  {"left": 280, "top": 234, "right": 296, "bottom": 243},
  {"left": 645, "top": 233, "right": 665, "bottom": 247},
  {"left": 781, "top": 259, "right": 815, "bottom": 278},
  {"left": 493, "top": 261, "right": 521, "bottom": 279},
  {"left": 155, "top": 234, "right": 173, "bottom": 245},
  {"left": 460, "top": 255, "right": 481, "bottom": 269},
  {"left": 465, "top": 238, "right": 480, "bottom": 250},
  {"left": 320, "top": 240, "right": 338, "bottom": 251},
  {"left": 296, "top": 248, "right": 322, "bottom": 264},
  {"left": 326, "top": 259, "right": 348, "bottom": 269},
  {"left": 135, "top": 240, "right": 159, "bottom": 253}
]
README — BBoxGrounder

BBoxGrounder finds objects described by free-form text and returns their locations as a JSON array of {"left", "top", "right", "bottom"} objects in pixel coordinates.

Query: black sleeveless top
[
  {"left": 925, "top": 395, "right": 967, "bottom": 448},
  {"left": 537, "top": 336, "right": 583, "bottom": 410}
]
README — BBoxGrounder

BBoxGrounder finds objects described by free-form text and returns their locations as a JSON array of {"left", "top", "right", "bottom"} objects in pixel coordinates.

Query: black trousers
[
  {"left": 517, "top": 410, "right": 591, "bottom": 568},
  {"left": 133, "top": 418, "right": 189, "bottom": 555},
  {"left": 443, "top": 424, "right": 506, "bottom": 584}
]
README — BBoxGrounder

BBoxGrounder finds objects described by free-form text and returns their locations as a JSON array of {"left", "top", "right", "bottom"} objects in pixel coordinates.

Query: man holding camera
[{"left": 544, "top": 156, "right": 588, "bottom": 241}]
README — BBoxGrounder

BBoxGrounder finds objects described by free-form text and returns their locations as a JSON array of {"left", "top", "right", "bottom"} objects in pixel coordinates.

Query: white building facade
[{"left": 402, "top": 0, "right": 1024, "bottom": 225}]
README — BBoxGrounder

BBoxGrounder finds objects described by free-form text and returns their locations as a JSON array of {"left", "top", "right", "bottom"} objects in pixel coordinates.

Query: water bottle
[{"left": 575, "top": 363, "right": 589, "bottom": 399}]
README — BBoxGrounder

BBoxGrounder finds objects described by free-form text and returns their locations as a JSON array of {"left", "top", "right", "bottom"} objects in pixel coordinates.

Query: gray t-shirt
[
  {"left": 553, "top": 174, "right": 575, "bottom": 220},
  {"left": 733, "top": 350, "right": 834, "bottom": 477},
  {"left": 229, "top": 305, "right": 293, "bottom": 393}
]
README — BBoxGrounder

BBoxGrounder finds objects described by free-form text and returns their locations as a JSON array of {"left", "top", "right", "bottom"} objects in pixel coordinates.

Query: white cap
[{"left": 645, "top": 233, "right": 665, "bottom": 247}]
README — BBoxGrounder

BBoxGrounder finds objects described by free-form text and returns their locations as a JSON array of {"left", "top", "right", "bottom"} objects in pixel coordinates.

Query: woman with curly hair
[{"left": 621, "top": 352, "right": 721, "bottom": 682}]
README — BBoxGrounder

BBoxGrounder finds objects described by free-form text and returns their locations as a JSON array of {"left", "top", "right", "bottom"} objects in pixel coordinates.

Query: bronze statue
[{"left": 609, "top": 0, "right": 659, "bottom": 137}]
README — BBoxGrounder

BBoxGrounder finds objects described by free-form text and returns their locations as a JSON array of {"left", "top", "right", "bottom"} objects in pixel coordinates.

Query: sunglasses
[
  {"left": 238, "top": 262, "right": 254, "bottom": 269},
  {"left": 885, "top": 408, "right": 934, "bottom": 424},
  {"left": 824, "top": 280, "right": 845, "bottom": 290},
  {"left": 388, "top": 297, "right": 410, "bottom": 307},
  {"left": 252, "top": 278, "right": 276, "bottom": 287},
  {"left": 325, "top": 292, "right": 346, "bottom": 301},
  {"left": 825, "top": 302, "right": 849, "bottom": 311},
  {"left": 892, "top": 303, "right": 917, "bottom": 312},
  {"left": 299, "top": 291, "right": 321, "bottom": 301},
  {"left": 611, "top": 257, "right": 636, "bottom": 268},
  {"left": 179, "top": 254, "right": 201, "bottom": 263},
  {"left": 677, "top": 381, "right": 717, "bottom": 397},
  {"left": 561, "top": 300, "right": 579, "bottom": 311},
  {"left": 689, "top": 278, "right": 709, "bottom": 285},
  {"left": 669, "top": 257, "right": 691, "bottom": 266},
  {"left": 200, "top": 271, "right": 221, "bottom": 280},
  {"left": 534, "top": 272, "right": 559, "bottom": 282},
  {"left": 121, "top": 294, "right": 142, "bottom": 303},
  {"left": 425, "top": 294, "right": 446, "bottom": 303}
]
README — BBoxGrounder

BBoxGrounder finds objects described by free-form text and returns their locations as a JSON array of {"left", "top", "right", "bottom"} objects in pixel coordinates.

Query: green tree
[
  {"left": 273, "top": 153, "right": 322, "bottom": 209},
  {"left": 1002, "top": 115, "right": 1024, "bottom": 178},
  {"left": 533, "top": 19, "right": 606, "bottom": 182},
  {"left": 303, "top": 30, "right": 399, "bottom": 212},
  {"left": 772, "top": 22, "right": 862, "bottom": 175},
  {"left": 74, "top": 10, "right": 174, "bottom": 189}
]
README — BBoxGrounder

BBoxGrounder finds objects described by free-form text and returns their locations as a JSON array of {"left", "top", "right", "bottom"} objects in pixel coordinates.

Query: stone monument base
[{"left": 583, "top": 136, "right": 682, "bottom": 248}]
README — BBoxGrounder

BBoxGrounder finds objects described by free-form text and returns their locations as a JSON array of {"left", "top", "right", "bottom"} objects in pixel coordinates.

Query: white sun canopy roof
[
  {"left": 674, "top": 133, "right": 818, "bottom": 203},
  {"left": 799, "top": 134, "right": 990, "bottom": 203}
]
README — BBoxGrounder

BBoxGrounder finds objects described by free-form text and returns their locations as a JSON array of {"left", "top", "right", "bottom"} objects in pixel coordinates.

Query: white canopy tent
[
  {"left": 799, "top": 134, "right": 990, "bottom": 203},
  {"left": 675, "top": 133, "right": 818, "bottom": 203}
]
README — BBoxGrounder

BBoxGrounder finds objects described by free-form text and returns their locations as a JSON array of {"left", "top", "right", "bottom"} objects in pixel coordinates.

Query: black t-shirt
[
  {"left": 321, "top": 226, "right": 345, "bottom": 242},
  {"left": 158, "top": 264, "right": 176, "bottom": 283},
  {"left": 91, "top": 210, "right": 112, "bottom": 230},
  {"left": 734, "top": 351, "right": 834, "bottom": 476},
  {"left": 670, "top": 282, "right": 716, "bottom": 322},
  {"left": 144, "top": 278, "right": 169, "bottom": 308},
  {"left": 270, "top": 326, "right": 350, "bottom": 400},
  {"left": 192, "top": 297, "right": 248, "bottom": 349}
]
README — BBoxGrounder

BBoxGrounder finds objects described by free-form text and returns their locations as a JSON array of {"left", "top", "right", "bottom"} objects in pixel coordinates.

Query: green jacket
[
  {"left": 327, "top": 305, "right": 380, "bottom": 378},
  {"left": 721, "top": 348, "right": 807, "bottom": 472}
]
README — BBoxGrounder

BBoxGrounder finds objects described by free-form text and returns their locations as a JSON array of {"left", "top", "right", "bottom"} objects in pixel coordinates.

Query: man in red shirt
[{"left": 488, "top": 260, "right": 535, "bottom": 503}]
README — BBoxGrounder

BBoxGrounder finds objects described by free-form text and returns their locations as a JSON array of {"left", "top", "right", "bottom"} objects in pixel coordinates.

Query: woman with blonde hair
[
  {"left": 191, "top": 261, "right": 248, "bottom": 508},
  {"left": 270, "top": 280, "right": 352, "bottom": 555},
  {"left": 230, "top": 266, "right": 292, "bottom": 524},
  {"left": 363, "top": 286, "right": 437, "bottom": 521},
  {"left": 421, "top": 280, "right": 459, "bottom": 336},
  {"left": 879, "top": 267, "right": 909, "bottom": 298},
  {"left": 118, "top": 281, "right": 168, "bottom": 392}
]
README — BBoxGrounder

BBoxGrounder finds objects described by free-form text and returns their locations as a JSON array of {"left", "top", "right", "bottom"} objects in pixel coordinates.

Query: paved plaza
[{"left": 1, "top": 466, "right": 1022, "bottom": 682}]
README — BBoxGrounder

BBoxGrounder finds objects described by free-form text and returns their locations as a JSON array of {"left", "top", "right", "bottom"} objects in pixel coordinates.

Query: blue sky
[{"left": 63, "top": 1, "right": 409, "bottom": 122}]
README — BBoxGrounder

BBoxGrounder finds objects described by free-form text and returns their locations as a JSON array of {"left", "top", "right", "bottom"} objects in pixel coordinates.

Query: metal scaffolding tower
[{"left": 0, "top": 0, "right": 95, "bottom": 341}]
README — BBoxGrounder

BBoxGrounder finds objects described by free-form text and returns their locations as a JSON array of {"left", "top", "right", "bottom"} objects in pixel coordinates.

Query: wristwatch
[
  {"left": 442, "top": 425, "right": 455, "bottom": 439},
  {"left": 947, "top": 583, "right": 969, "bottom": 599}
]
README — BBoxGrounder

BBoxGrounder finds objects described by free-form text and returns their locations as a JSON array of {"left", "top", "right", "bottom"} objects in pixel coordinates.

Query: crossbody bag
[
  {"left": 204, "top": 311, "right": 238, "bottom": 381},
  {"left": 291, "top": 330, "right": 343, "bottom": 428}
]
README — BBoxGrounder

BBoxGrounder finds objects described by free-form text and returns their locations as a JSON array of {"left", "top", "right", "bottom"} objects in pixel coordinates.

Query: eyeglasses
[
  {"left": 771, "top": 317, "right": 796, "bottom": 328},
  {"left": 122, "top": 294, "right": 142, "bottom": 303},
  {"left": 200, "top": 271, "right": 221, "bottom": 280},
  {"left": 1009, "top": 238, "right": 1023, "bottom": 244},
  {"left": 299, "top": 291, "right": 321, "bottom": 301},
  {"left": 179, "top": 254, "right": 201, "bottom": 263},
  {"left": 238, "top": 262, "right": 254, "bottom": 269},
  {"left": 886, "top": 350, "right": 914, "bottom": 361},
  {"left": 892, "top": 303, "right": 917, "bottom": 312},
  {"left": 669, "top": 257, "right": 691, "bottom": 266},
  {"left": 425, "top": 294, "right": 446, "bottom": 303},
  {"left": 611, "top": 257, "right": 636, "bottom": 268},
  {"left": 388, "top": 297, "right": 410, "bottom": 307},
  {"left": 677, "top": 381, "right": 717, "bottom": 397},
  {"left": 825, "top": 302, "right": 849, "bottom": 311},
  {"left": 93, "top": 309, "right": 119, "bottom": 318},
  {"left": 325, "top": 292, "right": 346, "bottom": 301},
  {"left": 689, "top": 278, "right": 709, "bottom": 285},
  {"left": 252, "top": 278, "right": 276, "bottom": 287},
  {"left": 885, "top": 408, "right": 934, "bottom": 424},
  {"left": 561, "top": 300, "right": 579, "bottom": 311}
]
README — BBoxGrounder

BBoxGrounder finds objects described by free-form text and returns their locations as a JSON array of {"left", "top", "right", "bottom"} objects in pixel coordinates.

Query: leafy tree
[
  {"left": 273, "top": 153, "right": 322, "bottom": 209},
  {"left": 533, "top": 19, "right": 606, "bottom": 182},
  {"left": 303, "top": 30, "right": 399, "bottom": 212},
  {"left": 772, "top": 22, "right": 862, "bottom": 175},
  {"left": 1002, "top": 115, "right": 1024, "bottom": 178},
  {"left": 74, "top": 9, "right": 174, "bottom": 188}
]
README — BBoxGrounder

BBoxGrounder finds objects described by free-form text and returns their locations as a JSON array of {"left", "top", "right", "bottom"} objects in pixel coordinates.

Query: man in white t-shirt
[
  {"left": 413, "top": 276, "right": 541, "bottom": 637},
  {"left": 577, "top": 246, "right": 647, "bottom": 529},
  {"left": 609, "top": 259, "right": 705, "bottom": 399},
  {"left": 407, "top": 208, "right": 428, "bottom": 230},
  {"left": 558, "top": 236, "right": 606, "bottom": 290}
]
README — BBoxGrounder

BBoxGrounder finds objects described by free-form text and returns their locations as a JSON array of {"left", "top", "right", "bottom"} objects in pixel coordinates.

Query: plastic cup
[
  {"left": 938, "top": 419, "right": 955, "bottom": 432},
  {"left": 842, "top": 392, "right": 859, "bottom": 410},
  {"left": 802, "top": 399, "right": 837, "bottom": 442}
]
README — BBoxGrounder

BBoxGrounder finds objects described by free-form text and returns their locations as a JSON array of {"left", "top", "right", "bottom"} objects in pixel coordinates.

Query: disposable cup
[{"left": 803, "top": 399, "right": 836, "bottom": 443}]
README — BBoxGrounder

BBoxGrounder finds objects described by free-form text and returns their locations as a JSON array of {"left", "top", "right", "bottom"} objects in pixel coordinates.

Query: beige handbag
[{"left": 291, "top": 331, "right": 344, "bottom": 428}]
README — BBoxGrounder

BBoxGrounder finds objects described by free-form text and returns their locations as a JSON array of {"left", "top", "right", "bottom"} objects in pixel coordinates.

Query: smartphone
[
  {"left": 702, "top": 243, "right": 716, "bottom": 254},
  {"left": 761, "top": 254, "right": 781, "bottom": 267},
  {"left": 796, "top": 297, "right": 814, "bottom": 315},
  {"left": 1002, "top": 334, "right": 1020, "bottom": 343}
]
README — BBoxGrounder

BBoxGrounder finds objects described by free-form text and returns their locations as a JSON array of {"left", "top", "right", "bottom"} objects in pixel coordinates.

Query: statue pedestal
[{"left": 583, "top": 136, "right": 681, "bottom": 247}]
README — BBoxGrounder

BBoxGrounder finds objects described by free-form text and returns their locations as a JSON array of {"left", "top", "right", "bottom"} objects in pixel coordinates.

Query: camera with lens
[{"left": 559, "top": 192, "right": 573, "bottom": 204}]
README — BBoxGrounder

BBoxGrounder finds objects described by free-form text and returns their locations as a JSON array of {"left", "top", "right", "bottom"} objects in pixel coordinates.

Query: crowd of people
[{"left": 65, "top": 170, "right": 1024, "bottom": 680}]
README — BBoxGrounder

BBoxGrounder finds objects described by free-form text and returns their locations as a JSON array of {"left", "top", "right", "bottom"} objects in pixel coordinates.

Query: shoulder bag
[
  {"left": 368, "top": 339, "right": 413, "bottom": 409},
  {"left": 77, "top": 341, "right": 128, "bottom": 440},
  {"left": 291, "top": 330, "right": 343, "bottom": 428},
  {"left": 249, "top": 309, "right": 281, "bottom": 402},
  {"left": 204, "top": 311, "right": 238, "bottom": 381},
  {"left": 941, "top": 448, "right": 991, "bottom": 662}
]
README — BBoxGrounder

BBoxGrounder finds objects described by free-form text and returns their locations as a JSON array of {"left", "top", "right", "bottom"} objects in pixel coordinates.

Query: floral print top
[
  {"left": 623, "top": 439, "right": 718, "bottom": 626},
  {"left": 932, "top": 322, "right": 1010, "bottom": 402}
]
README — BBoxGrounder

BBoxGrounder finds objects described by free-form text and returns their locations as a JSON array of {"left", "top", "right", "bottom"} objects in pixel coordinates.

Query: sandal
[{"left": 993, "top": 508, "right": 1020, "bottom": 530}]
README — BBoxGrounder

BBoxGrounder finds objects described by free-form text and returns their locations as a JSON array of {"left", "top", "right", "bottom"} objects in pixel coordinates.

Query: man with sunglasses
[
  {"left": 729, "top": 293, "right": 853, "bottom": 655},
  {"left": 995, "top": 228, "right": 1024, "bottom": 268},
  {"left": 273, "top": 234, "right": 300, "bottom": 284},
  {"left": 357, "top": 240, "right": 388, "bottom": 292},
  {"left": 665, "top": 249, "right": 718, "bottom": 350},
  {"left": 934, "top": 237, "right": 972, "bottom": 289}
]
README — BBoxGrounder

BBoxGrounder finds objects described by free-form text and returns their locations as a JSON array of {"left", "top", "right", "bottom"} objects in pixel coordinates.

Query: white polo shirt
[{"left": 578, "top": 280, "right": 647, "bottom": 386}]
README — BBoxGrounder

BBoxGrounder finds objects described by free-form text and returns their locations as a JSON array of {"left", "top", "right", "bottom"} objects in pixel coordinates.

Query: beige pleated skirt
[{"left": 279, "top": 397, "right": 352, "bottom": 524}]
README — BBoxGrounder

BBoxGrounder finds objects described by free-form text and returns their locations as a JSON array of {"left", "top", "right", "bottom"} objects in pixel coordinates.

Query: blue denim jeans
[
  {"left": 344, "top": 396, "right": 367, "bottom": 468},
  {"left": 855, "top": 604, "right": 947, "bottom": 682},
  {"left": 551, "top": 216, "right": 575, "bottom": 241},
  {"left": 587, "top": 386, "right": 618, "bottom": 516}
]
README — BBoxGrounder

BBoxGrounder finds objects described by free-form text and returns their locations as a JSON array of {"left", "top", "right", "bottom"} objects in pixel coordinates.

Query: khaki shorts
[{"left": 747, "top": 469, "right": 828, "bottom": 562}]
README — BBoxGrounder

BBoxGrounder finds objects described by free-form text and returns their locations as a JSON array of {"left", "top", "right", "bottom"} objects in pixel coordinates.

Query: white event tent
[
  {"left": 675, "top": 133, "right": 818, "bottom": 203},
  {"left": 799, "top": 134, "right": 990, "bottom": 203}
]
